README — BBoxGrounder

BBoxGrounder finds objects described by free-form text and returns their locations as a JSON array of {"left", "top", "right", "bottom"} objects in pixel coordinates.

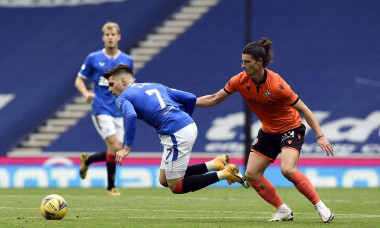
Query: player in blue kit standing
[
  {"left": 104, "top": 64, "right": 249, "bottom": 193},
  {"left": 74, "top": 22, "right": 133, "bottom": 196}
]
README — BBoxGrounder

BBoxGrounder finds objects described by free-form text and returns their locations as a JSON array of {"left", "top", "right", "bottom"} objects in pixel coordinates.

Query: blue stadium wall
[
  {"left": 1, "top": 0, "right": 379, "bottom": 158},
  {"left": 51, "top": 0, "right": 380, "bottom": 157},
  {"left": 0, "top": 0, "right": 189, "bottom": 153}
]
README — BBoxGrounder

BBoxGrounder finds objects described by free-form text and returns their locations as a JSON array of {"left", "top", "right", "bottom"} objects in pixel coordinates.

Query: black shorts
[{"left": 251, "top": 124, "right": 306, "bottom": 162}]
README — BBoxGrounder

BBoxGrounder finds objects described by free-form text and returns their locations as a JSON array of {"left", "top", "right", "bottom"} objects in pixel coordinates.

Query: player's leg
[
  {"left": 183, "top": 154, "right": 229, "bottom": 177},
  {"left": 103, "top": 116, "right": 125, "bottom": 196},
  {"left": 281, "top": 124, "right": 334, "bottom": 223},
  {"left": 79, "top": 150, "right": 106, "bottom": 179},
  {"left": 161, "top": 162, "right": 248, "bottom": 194},
  {"left": 159, "top": 123, "right": 248, "bottom": 194},
  {"left": 245, "top": 130, "right": 293, "bottom": 222},
  {"left": 245, "top": 152, "right": 289, "bottom": 211},
  {"left": 281, "top": 148, "right": 334, "bottom": 223},
  {"left": 88, "top": 114, "right": 122, "bottom": 195},
  {"left": 246, "top": 152, "right": 293, "bottom": 221},
  {"left": 79, "top": 114, "right": 111, "bottom": 179},
  {"left": 104, "top": 134, "right": 123, "bottom": 195},
  {"left": 159, "top": 153, "right": 229, "bottom": 188}
]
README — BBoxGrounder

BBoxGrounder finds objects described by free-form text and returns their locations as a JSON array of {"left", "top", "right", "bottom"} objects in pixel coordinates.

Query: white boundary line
[{"left": 1, "top": 206, "right": 380, "bottom": 219}]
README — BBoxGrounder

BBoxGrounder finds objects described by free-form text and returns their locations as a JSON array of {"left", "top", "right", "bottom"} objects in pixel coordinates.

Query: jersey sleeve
[
  {"left": 275, "top": 77, "right": 299, "bottom": 106},
  {"left": 166, "top": 87, "right": 196, "bottom": 116},
  {"left": 224, "top": 75, "right": 239, "bottom": 94},
  {"left": 78, "top": 54, "right": 93, "bottom": 79},
  {"left": 116, "top": 95, "right": 137, "bottom": 146}
]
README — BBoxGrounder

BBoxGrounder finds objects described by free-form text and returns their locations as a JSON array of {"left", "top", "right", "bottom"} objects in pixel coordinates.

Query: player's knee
[
  {"left": 245, "top": 170, "right": 260, "bottom": 183},
  {"left": 159, "top": 175, "right": 168, "bottom": 187},
  {"left": 160, "top": 181, "right": 168, "bottom": 187},
  {"left": 281, "top": 167, "right": 296, "bottom": 179},
  {"left": 108, "top": 144, "right": 121, "bottom": 154},
  {"left": 106, "top": 138, "right": 122, "bottom": 154},
  {"left": 169, "top": 180, "right": 184, "bottom": 194}
]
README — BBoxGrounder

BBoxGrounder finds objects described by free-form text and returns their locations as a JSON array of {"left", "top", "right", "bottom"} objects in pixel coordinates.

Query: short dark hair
[
  {"left": 103, "top": 64, "right": 134, "bottom": 79},
  {"left": 242, "top": 37, "right": 274, "bottom": 67}
]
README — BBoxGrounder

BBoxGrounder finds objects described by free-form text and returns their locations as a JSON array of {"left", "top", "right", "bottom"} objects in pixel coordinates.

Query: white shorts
[
  {"left": 159, "top": 122, "right": 198, "bottom": 180},
  {"left": 91, "top": 114, "right": 124, "bottom": 143}
]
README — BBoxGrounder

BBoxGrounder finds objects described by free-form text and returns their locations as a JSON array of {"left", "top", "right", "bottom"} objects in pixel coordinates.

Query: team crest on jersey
[
  {"left": 288, "top": 140, "right": 292, "bottom": 144},
  {"left": 264, "top": 90, "right": 271, "bottom": 97},
  {"left": 99, "top": 62, "right": 105, "bottom": 67}
]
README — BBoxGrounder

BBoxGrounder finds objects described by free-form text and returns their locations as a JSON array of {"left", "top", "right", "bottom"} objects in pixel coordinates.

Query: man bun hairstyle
[
  {"left": 103, "top": 64, "right": 134, "bottom": 79},
  {"left": 242, "top": 37, "right": 274, "bottom": 67}
]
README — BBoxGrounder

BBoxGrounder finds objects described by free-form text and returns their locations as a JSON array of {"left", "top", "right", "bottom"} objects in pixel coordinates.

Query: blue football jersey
[
  {"left": 79, "top": 49, "right": 134, "bottom": 116},
  {"left": 115, "top": 83, "right": 196, "bottom": 146}
]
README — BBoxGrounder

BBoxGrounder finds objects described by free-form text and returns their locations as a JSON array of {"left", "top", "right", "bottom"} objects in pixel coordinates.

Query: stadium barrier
[{"left": 0, "top": 156, "right": 379, "bottom": 188}]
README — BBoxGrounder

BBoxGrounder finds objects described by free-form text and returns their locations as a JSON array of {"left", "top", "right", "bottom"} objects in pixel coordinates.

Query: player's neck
[
  {"left": 249, "top": 68, "right": 265, "bottom": 83},
  {"left": 104, "top": 48, "right": 120, "bottom": 58}
]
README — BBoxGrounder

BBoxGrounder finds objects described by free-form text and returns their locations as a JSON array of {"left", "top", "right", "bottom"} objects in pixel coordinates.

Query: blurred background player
[
  {"left": 74, "top": 22, "right": 134, "bottom": 196},
  {"left": 196, "top": 37, "right": 334, "bottom": 223},
  {"left": 104, "top": 64, "right": 249, "bottom": 194}
]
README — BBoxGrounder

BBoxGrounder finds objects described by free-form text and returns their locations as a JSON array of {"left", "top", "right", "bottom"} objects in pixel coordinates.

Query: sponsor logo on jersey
[{"left": 248, "top": 97, "right": 275, "bottom": 108}]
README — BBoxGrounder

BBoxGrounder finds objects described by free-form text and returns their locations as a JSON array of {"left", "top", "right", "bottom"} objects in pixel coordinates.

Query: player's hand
[
  {"left": 115, "top": 147, "right": 130, "bottom": 166},
  {"left": 317, "top": 136, "right": 334, "bottom": 156},
  {"left": 85, "top": 92, "right": 95, "bottom": 103}
]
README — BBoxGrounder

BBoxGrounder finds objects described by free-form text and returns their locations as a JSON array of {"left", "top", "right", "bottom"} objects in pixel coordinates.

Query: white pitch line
[
  {"left": 1, "top": 206, "right": 380, "bottom": 219},
  {"left": 3, "top": 195, "right": 379, "bottom": 204}
]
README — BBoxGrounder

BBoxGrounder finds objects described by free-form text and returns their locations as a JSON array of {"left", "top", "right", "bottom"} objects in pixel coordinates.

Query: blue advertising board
[{"left": 1, "top": 165, "right": 379, "bottom": 188}]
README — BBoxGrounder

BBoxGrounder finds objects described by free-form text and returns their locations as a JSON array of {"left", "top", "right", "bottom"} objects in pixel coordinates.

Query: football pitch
[{"left": 1, "top": 187, "right": 379, "bottom": 227}]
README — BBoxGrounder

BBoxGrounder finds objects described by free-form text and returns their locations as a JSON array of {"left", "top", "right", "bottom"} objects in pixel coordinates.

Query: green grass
[{"left": 0, "top": 187, "right": 379, "bottom": 227}]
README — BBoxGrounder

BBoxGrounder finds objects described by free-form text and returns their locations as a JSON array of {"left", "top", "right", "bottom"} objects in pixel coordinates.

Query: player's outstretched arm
[{"left": 196, "top": 89, "right": 230, "bottom": 107}]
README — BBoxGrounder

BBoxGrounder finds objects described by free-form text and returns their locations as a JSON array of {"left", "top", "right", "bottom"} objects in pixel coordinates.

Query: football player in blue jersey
[
  {"left": 104, "top": 64, "right": 249, "bottom": 194},
  {"left": 74, "top": 22, "right": 134, "bottom": 196}
]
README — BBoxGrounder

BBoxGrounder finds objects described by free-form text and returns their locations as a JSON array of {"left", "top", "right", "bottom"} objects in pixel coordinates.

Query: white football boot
[
  {"left": 315, "top": 201, "right": 334, "bottom": 223},
  {"left": 269, "top": 204, "right": 293, "bottom": 221}
]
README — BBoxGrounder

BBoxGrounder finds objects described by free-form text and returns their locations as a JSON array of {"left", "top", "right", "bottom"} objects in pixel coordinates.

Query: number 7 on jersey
[{"left": 145, "top": 89, "right": 166, "bottom": 109}]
